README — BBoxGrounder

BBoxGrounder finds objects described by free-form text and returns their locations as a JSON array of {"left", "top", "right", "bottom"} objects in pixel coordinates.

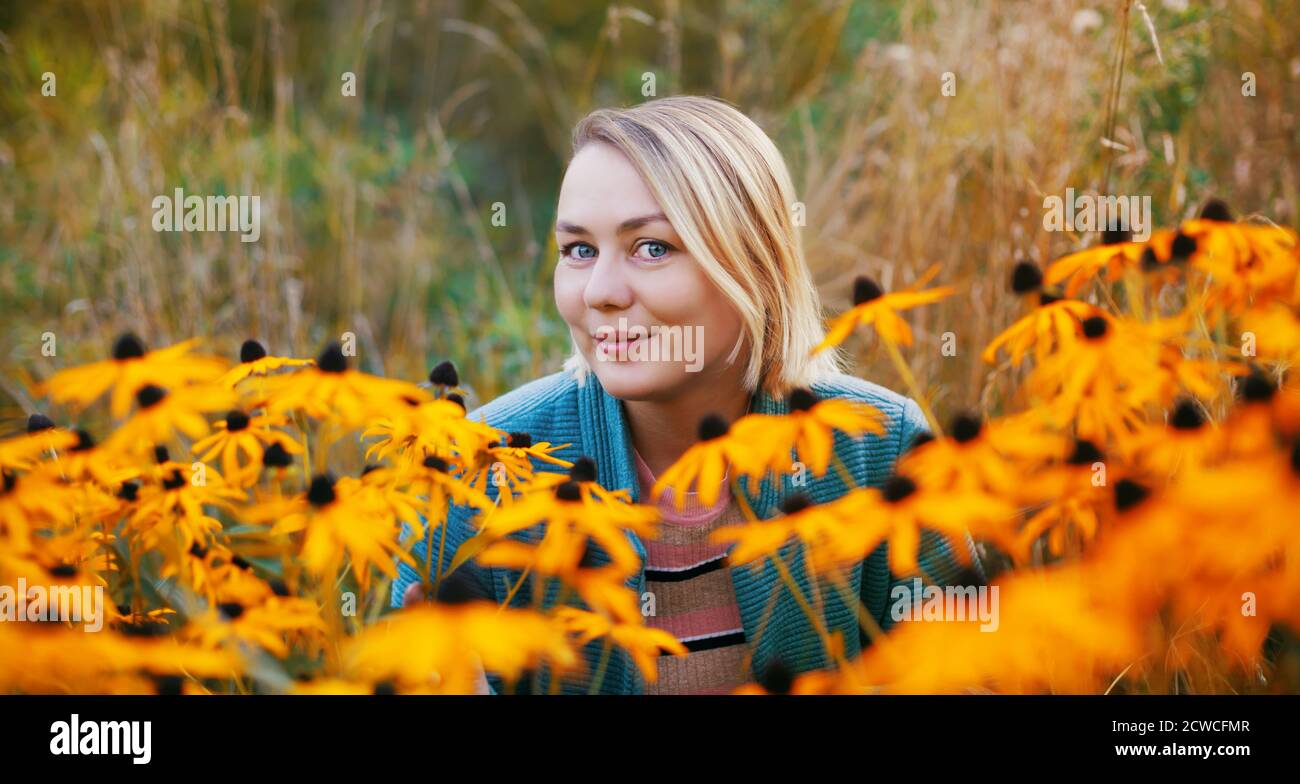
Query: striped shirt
[{"left": 634, "top": 448, "right": 750, "bottom": 695}]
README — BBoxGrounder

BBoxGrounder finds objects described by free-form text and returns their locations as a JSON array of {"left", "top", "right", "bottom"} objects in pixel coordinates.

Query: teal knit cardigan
[{"left": 390, "top": 369, "right": 981, "bottom": 694}]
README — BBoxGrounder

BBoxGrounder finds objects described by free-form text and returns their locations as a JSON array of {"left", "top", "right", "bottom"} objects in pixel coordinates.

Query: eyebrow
[{"left": 555, "top": 213, "right": 670, "bottom": 236}]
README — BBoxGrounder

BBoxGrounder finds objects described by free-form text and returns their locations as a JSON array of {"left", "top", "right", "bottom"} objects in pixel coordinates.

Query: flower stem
[
  {"left": 587, "top": 637, "right": 613, "bottom": 695},
  {"left": 432, "top": 498, "right": 450, "bottom": 597},
  {"left": 769, "top": 554, "right": 848, "bottom": 670},
  {"left": 882, "top": 337, "right": 942, "bottom": 436},
  {"left": 498, "top": 564, "right": 532, "bottom": 612},
  {"left": 728, "top": 476, "right": 849, "bottom": 672},
  {"left": 830, "top": 452, "right": 858, "bottom": 490}
]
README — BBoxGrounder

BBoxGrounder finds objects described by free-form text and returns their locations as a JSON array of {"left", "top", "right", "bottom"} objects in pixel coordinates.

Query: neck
[{"left": 623, "top": 371, "right": 754, "bottom": 482}]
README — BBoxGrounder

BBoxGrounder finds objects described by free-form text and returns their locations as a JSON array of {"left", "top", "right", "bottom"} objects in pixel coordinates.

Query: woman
[{"left": 392, "top": 95, "right": 980, "bottom": 694}]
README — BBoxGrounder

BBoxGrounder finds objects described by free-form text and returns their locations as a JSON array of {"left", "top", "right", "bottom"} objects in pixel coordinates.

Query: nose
[{"left": 582, "top": 251, "right": 634, "bottom": 311}]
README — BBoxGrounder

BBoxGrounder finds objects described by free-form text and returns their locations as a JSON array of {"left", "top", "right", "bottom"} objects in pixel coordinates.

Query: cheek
[
  {"left": 553, "top": 266, "right": 586, "bottom": 327},
  {"left": 641, "top": 266, "right": 745, "bottom": 362},
  {"left": 700, "top": 300, "right": 745, "bottom": 362},
  {"left": 682, "top": 272, "right": 741, "bottom": 344}
]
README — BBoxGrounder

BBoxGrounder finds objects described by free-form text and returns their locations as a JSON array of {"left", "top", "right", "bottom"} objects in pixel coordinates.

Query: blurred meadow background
[{"left": 1, "top": 0, "right": 1297, "bottom": 429}]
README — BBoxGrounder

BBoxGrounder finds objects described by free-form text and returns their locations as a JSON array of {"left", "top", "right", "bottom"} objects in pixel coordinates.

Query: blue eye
[
  {"left": 634, "top": 240, "right": 671, "bottom": 260},
  {"left": 561, "top": 242, "right": 597, "bottom": 261}
]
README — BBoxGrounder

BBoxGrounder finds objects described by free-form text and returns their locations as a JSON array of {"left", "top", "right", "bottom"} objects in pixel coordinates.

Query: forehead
[{"left": 556, "top": 142, "right": 664, "bottom": 225}]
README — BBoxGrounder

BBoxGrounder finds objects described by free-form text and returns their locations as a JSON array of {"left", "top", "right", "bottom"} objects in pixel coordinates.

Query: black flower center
[
  {"left": 217, "top": 602, "right": 245, "bottom": 621},
  {"left": 570, "top": 457, "right": 597, "bottom": 483},
  {"left": 757, "top": 657, "right": 794, "bottom": 695},
  {"left": 1170, "top": 400, "right": 1204, "bottom": 430},
  {"left": 422, "top": 455, "right": 448, "bottom": 472},
  {"left": 262, "top": 442, "right": 292, "bottom": 468},
  {"left": 112, "top": 333, "right": 147, "bottom": 360},
  {"left": 788, "top": 388, "right": 819, "bottom": 412},
  {"left": 1114, "top": 479, "right": 1149, "bottom": 512},
  {"left": 1066, "top": 439, "right": 1103, "bottom": 465},
  {"left": 1170, "top": 232, "right": 1197, "bottom": 262},
  {"left": 508, "top": 432, "right": 532, "bottom": 448},
  {"left": 446, "top": 393, "right": 466, "bottom": 410},
  {"left": 240, "top": 339, "right": 267, "bottom": 363},
  {"left": 882, "top": 475, "right": 917, "bottom": 503},
  {"left": 136, "top": 385, "right": 167, "bottom": 409},
  {"left": 154, "top": 445, "right": 170, "bottom": 463},
  {"left": 555, "top": 481, "right": 582, "bottom": 502},
  {"left": 1011, "top": 261, "right": 1043, "bottom": 294},
  {"left": 26, "top": 413, "right": 55, "bottom": 433},
  {"left": 1199, "top": 199, "right": 1233, "bottom": 222},
  {"left": 1240, "top": 372, "right": 1276, "bottom": 403},
  {"left": 780, "top": 493, "right": 812, "bottom": 515},
  {"left": 1101, "top": 228, "right": 1131, "bottom": 245},
  {"left": 852, "top": 276, "right": 884, "bottom": 305},
  {"left": 307, "top": 474, "right": 337, "bottom": 506},
  {"left": 226, "top": 410, "right": 250, "bottom": 432},
  {"left": 1081, "top": 316, "right": 1108, "bottom": 340},
  {"left": 316, "top": 343, "right": 348, "bottom": 373},
  {"left": 163, "top": 469, "right": 186, "bottom": 490},
  {"left": 48, "top": 564, "right": 78, "bottom": 578},
  {"left": 697, "top": 414, "right": 729, "bottom": 441},
  {"left": 117, "top": 481, "right": 139, "bottom": 502},
  {"left": 950, "top": 413, "right": 982, "bottom": 443},
  {"left": 428, "top": 360, "right": 460, "bottom": 387},
  {"left": 72, "top": 429, "right": 95, "bottom": 452}
]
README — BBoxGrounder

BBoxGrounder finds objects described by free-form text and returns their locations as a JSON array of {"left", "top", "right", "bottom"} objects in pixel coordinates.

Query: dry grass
[{"left": 1, "top": 0, "right": 1296, "bottom": 426}]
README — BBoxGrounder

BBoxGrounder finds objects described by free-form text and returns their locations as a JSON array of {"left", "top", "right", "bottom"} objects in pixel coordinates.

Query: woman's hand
[{"left": 402, "top": 581, "right": 492, "bottom": 695}]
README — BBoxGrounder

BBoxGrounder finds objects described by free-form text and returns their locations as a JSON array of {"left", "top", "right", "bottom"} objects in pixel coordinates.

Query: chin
[{"left": 588, "top": 361, "right": 682, "bottom": 402}]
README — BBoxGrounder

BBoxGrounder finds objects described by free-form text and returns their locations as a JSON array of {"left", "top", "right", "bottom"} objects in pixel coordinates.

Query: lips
[
  {"left": 590, "top": 328, "right": 646, "bottom": 358},
  {"left": 592, "top": 334, "right": 642, "bottom": 351}
]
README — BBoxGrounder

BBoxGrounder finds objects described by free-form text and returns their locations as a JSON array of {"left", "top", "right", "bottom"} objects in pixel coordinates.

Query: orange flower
[
  {"left": 650, "top": 414, "right": 762, "bottom": 511},
  {"left": 0, "top": 422, "right": 79, "bottom": 471},
  {"left": 263, "top": 343, "right": 432, "bottom": 429},
  {"left": 127, "top": 463, "right": 245, "bottom": 556},
  {"left": 461, "top": 432, "right": 572, "bottom": 502},
  {"left": 1184, "top": 202, "right": 1299, "bottom": 313},
  {"left": 0, "top": 466, "right": 81, "bottom": 553},
  {"left": 39, "top": 335, "right": 228, "bottom": 419},
  {"left": 555, "top": 607, "right": 687, "bottom": 685},
  {"left": 105, "top": 383, "right": 235, "bottom": 457},
  {"left": 813, "top": 265, "right": 955, "bottom": 352},
  {"left": 1043, "top": 231, "right": 1150, "bottom": 297},
  {"left": 192, "top": 410, "right": 302, "bottom": 487},
  {"left": 899, "top": 411, "right": 1063, "bottom": 502},
  {"left": 983, "top": 261, "right": 1106, "bottom": 366},
  {"left": 248, "top": 473, "right": 413, "bottom": 591},
  {"left": 475, "top": 465, "right": 658, "bottom": 581},
  {"left": 345, "top": 602, "right": 578, "bottom": 694},
  {"left": 363, "top": 397, "right": 503, "bottom": 473},
  {"left": 217, "top": 339, "right": 313, "bottom": 389},
  {"left": 729, "top": 388, "right": 885, "bottom": 479}
]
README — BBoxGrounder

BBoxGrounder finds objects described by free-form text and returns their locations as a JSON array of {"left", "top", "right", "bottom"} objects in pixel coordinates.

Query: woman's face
[{"left": 554, "top": 142, "right": 747, "bottom": 402}]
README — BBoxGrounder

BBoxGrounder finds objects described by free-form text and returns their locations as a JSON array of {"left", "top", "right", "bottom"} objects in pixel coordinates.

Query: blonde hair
[{"left": 560, "top": 95, "right": 844, "bottom": 397}]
